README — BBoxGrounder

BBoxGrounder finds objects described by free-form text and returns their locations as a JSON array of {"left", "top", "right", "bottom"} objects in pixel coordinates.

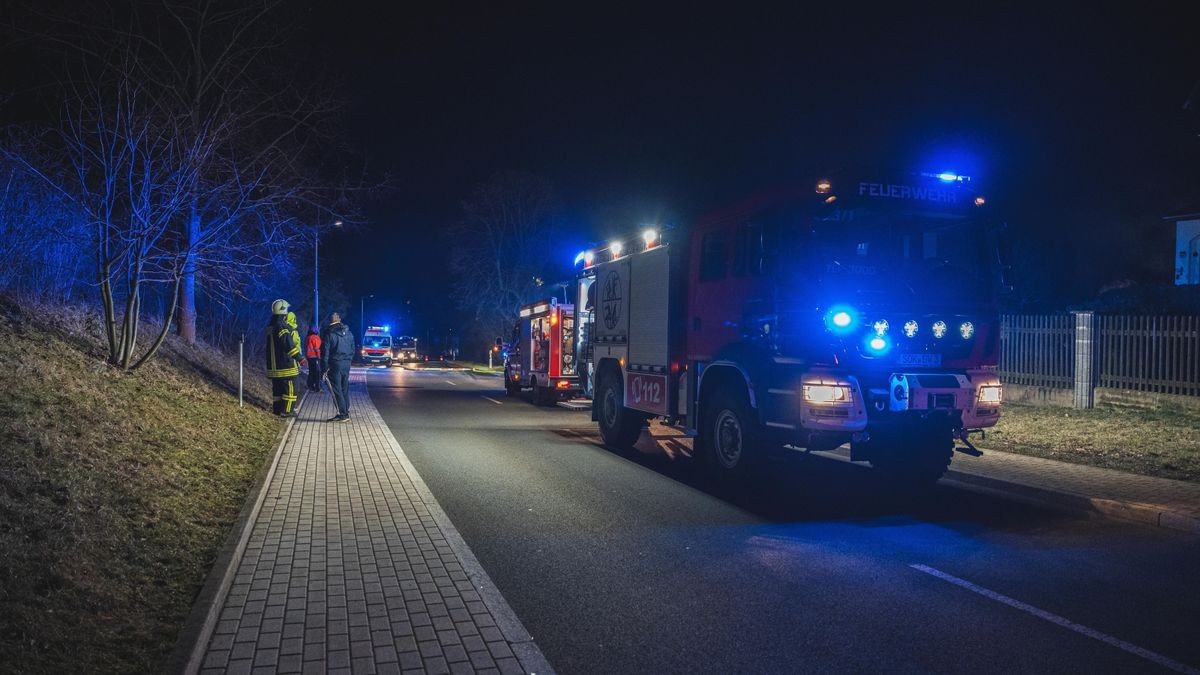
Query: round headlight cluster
[
  {"left": 903, "top": 320, "right": 919, "bottom": 338},
  {"left": 872, "top": 319, "right": 889, "bottom": 336},
  {"left": 931, "top": 321, "right": 948, "bottom": 339},
  {"left": 959, "top": 321, "right": 975, "bottom": 339}
]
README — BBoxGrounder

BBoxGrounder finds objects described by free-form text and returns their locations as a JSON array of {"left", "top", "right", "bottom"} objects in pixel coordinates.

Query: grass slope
[
  {"left": 0, "top": 296, "right": 281, "bottom": 673},
  {"left": 978, "top": 403, "right": 1200, "bottom": 483}
]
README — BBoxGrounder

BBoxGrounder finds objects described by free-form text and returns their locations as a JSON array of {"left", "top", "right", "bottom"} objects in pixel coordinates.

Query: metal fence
[
  {"left": 1098, "top": 315, "right": 1200, "bottom": 397},
  {"left": 998, "top": 314, "right": 1075, "bottom": 389},
  {"left": 999, "top": 313, "right": 1200, "bottom": 399}
]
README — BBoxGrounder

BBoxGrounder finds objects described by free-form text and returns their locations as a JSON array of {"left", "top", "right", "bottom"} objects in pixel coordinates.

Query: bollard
[{"left": 239, "top": 333, "right": 244, "bottom": 408}]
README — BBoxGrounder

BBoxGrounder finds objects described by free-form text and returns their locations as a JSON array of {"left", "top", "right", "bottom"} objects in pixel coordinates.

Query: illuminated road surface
[{"left": 365, "top": 365, "right": 1200, "bottom": 674}]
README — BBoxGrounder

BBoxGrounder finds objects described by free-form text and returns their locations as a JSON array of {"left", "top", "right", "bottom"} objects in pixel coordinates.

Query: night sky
[
  {"left": 6, "top": 3, "right": 1199, "bottom": 335},
  {"left": 307, "top": 4, "right": 1198, "bottom": 332}
]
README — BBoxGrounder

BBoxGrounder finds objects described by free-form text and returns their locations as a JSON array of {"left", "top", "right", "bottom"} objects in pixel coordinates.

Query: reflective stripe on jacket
[{"left": 266, "top": 314, "right": 301, "bottom": 378}]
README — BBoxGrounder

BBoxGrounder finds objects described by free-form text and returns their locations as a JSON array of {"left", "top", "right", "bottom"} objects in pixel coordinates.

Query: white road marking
[
  {"left": 481, "top": 396, "right": 504, "bottom": 405},
  {"left": 911, "top": 564, "right": 1199, "bottom": 674},
  {"left": 445, "top": 380, "right": 457, "bottom": 386}
]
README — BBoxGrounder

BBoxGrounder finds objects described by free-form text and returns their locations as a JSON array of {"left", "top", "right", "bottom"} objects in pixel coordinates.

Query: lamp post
[
  {"left": 313, "top": 218, "right": 343, "bottom": 329},
  {"left": 360, "top": 293, "right": 374, "bottom": 339}
]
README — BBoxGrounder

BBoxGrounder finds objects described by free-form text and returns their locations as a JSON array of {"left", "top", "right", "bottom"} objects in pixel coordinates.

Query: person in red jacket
[{"left": 305, "top": 326, "right": 323, "bottom": 392}]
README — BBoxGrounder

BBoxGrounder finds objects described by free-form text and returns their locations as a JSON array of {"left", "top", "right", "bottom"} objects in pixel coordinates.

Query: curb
[
  {"left": 940, "top": 469, "right": 1200, "bottom": 535},
  {"left": 367, "top": 384, "right": 556, "bottom": 675},
  {"left": 167, "top": 394, "right": 304, "bottom": 675},
  {"left": 814, "top": 450, "right": 1200, "bottom": 536}
]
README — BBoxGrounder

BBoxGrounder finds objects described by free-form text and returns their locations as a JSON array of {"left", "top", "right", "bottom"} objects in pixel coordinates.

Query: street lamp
[
  {"left": 357, "top": 293, "right": 372, "bottom": 336},
  {"left": 314, "top": 218, "right": 343, "bottom": 328}
]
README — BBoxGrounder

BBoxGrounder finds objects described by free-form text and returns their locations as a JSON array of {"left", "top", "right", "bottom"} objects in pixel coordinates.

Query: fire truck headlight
[
  {"left": 978, "top": 385, "right": 1003, "bottom": 405},
  {"left": 903, "top": 320, "right": 919, "bottom": 338},
  {"left": 815, "top": 179, "right": 832, "bottom": 194},
  {"left": 959, "top": 321, "right": 975, "bottom": 339},
  {"left": 932, "top": 320, "right": 948, "bottom": 339},
  {"left": 803, "top": 384, "right": 850, "bottom": 404},
  {"left": 872, "top": 319, "right": 889, "bottom": 336}
]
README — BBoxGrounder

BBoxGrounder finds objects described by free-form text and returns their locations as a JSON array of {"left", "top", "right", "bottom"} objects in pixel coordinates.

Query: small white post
[
  {"left": 239, "top": 333, "right": 244, "bottom": 408},
  {"left": 489, "top": 349, "right": 493, "bottom": 369}
]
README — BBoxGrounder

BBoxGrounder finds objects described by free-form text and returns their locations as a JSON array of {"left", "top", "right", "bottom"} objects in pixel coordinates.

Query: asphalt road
[{"left": 367, "top": 365, "right": 1200, "bottom": 674}]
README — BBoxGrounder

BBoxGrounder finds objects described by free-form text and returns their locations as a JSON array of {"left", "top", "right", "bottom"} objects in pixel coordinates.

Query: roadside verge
[{"left": 168, "top": 400, "right": 302, "bottom": 675}]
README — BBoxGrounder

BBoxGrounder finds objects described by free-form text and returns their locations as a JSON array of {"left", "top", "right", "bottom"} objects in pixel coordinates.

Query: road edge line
[
  {"left": 168, "top": 393, "right": 304, "bottom": 675},
  {"left": 366, "top": 385, "right": 556, "bottom": 675}
]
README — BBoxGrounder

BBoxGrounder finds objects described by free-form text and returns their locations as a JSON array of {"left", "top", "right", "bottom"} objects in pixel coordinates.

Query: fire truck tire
[
  {"left": 867, "top": 425, "right": 953, "bottom": 487},
  {"left": 505, "top": 378, "right": 520, "bottom": 397},
  {"left": 699, "top": 389, "right": 760, "bottom": 477},
  {"left": 596, "top": 373, "right": 643, "bottom": 449}
]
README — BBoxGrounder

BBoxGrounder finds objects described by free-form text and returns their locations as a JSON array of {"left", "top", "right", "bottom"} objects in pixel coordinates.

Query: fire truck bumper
[{"left": 877, "top": 370, "right": 1002, "bottom": 429}]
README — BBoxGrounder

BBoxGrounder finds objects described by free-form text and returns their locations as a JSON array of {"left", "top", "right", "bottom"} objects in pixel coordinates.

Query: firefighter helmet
[{"left": 271, "top": 299, "right": 290, "bottom": 315}]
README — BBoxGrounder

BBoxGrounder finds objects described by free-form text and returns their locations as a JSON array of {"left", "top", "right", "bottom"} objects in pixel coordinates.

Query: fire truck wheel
[
  {"left": 867, "top": 424, "right": 953, "bottom": 488},
  {"left": 505, "top": 378, "right": 520, "bottom": 397},
  {"left": 597, "top": 373, "right": 643, "bottom": 449},
  {"left": 700, "top": 389, "right": 759, "bottom": 477}
]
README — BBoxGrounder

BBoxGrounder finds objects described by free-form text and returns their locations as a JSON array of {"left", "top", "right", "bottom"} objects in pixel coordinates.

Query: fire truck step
[{"left": 556, "top": 399, "right": 592, "bottom": 411}]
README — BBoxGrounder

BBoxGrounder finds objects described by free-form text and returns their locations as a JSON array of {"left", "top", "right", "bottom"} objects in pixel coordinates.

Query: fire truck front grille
[
  {"left": 809, "top": 407, "right": 850, "bottom": 418},
  {"left": 928, "top": 393, "right": 956, "bottom": 409}
]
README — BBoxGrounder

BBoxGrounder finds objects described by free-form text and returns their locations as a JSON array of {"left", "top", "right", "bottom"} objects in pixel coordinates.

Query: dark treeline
[{"left": 0, "top": 0, "right": 373, "bottom": 368}]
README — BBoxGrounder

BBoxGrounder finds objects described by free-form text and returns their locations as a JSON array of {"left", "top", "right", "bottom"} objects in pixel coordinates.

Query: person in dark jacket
[
  {"left": 305, "top": 326, "right": 323, "bottom": 392},
  {"left": 266, "top": 300, "right": 304, "bottom": 416},
  {"left": 321, "top": 311, "right": 354, "bottom": 422}
]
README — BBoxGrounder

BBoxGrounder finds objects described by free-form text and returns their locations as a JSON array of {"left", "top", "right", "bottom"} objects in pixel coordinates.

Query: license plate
[{"left": 897, "top": 353, "right": 941, "bottom": 367}]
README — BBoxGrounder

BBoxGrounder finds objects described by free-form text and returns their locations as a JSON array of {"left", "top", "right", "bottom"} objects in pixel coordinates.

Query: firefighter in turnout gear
[{"left": 266, "top": 300, "right": 304, "bottom": 416}]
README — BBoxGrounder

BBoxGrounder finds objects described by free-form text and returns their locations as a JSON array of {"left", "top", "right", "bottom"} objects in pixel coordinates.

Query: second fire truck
[
  {"left": 577, "top": 171, "right": 1007, "bottom": 485},
  {"left": 505, "top": 299, "right": 583, "bottom": 405}
]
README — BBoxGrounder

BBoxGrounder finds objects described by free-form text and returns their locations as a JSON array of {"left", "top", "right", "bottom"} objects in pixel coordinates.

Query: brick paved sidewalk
[{"left": 192, "top": 372, "right": 552, "bottom": 675}]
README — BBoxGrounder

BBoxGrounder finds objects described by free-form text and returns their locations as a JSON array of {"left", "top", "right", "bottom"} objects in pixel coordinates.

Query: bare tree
[
  {"left": 447, "top": 171, "right": 562, "bottom": 347},
  {"left": 4, "top": 0, "right": 371, "bottom": 364}
]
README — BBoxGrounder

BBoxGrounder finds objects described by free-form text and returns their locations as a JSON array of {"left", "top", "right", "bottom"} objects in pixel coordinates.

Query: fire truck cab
[
  {"left": 582, "top": 171, "right": 1006, "bottom": 486},
  {"left": 505, "top": 299, "right": 582, "bottom": 405}
]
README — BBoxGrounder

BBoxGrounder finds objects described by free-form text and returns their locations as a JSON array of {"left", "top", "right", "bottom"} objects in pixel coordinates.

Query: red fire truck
[
  {"left": 504, "top": 299, "right": 583, "bottom": 405},
  {"left": 579, "top": 171, "right": 1007, "bottom": 485}
]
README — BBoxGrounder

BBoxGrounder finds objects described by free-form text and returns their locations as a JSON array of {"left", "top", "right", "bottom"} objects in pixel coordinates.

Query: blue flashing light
[
  {"left": 937, "top": 172, "right": 960, "bottom": 183},
  {"left": 573, "top": 251, "right": 587, "bottom": 265},
  {"left": 824, "top": 305, "right": 859, "bottom": 335},
  {"left": 864, "top": 333, "right": 892, "bottom": 355}
]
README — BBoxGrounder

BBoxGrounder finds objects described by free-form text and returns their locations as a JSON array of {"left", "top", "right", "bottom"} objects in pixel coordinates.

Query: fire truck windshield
[{"left": 759, "top": 208, "right": 997, "bottom": 307}]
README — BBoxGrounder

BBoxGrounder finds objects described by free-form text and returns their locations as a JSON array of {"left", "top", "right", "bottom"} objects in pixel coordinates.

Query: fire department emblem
[{"left": 602, "top": 270, "right": 622, "bottom": 330}]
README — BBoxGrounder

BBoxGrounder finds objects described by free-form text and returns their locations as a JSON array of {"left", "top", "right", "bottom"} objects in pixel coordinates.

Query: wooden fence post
[{"left": 1073, "top": 310, "right": 1097, "bottom": 408}]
